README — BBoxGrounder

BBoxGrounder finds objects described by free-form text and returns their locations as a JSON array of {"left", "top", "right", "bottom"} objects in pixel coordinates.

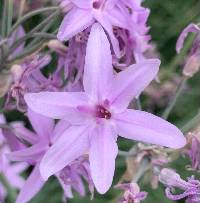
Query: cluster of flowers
[{"left": 0, "top": 0, "right": 200, "bottom": 203}]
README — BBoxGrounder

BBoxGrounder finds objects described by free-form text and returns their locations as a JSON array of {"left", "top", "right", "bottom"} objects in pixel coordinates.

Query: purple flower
[
  {"left": 159, "top": 168, "right": 200, "bottom": 203},
  {"left": 7, "top": 109, "right": 93, "bottom": 203},
  {"left": 116, "top": 182, "right": 147, "bottom": 203},
  {"left": 185, "top": 130, "right": 200, "bottom": 172},
  {"left": 57, "top": 0, "right": 151, "bottom": 59},
  {"left": 5, "top": 54, "right": 54, "bottom": 111},
  {"left": 25, "top": 23, "right": 186, "bottom": 193},
  {"left": 176, "top": 23, "right": 200, "bottom": 77},
  {"left": 0, "top": 114, "right": 27, "bottom": 201}
]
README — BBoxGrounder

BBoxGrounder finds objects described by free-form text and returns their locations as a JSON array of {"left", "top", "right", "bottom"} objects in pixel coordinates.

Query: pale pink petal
[
  {"left": 114, "top": 109, "right": 186, "bottom": 149},
  {"left": 27, "top": 108, "right": 54, "bottom": 140},
  {"left": 11, "top": 122, "right": 38, "bottom": 144},
  {"left": 107, "top": 59, "right": 160, "bottom": 112},
  {"left": 70, "top": 0, "right": 92, "bottom": 8},
  {"left": 89, "top": 123, "right": 118, "bottom": 194},
  {"left": 105, "top": 7, "right": 128, "bottom": 29},
  {"left": 16, "top": 164, "right": 45, "bottom": 203},
  {"left": 57, "top": 8, "right": 94, "bottom": 41},
  {"left": 7, "top": 143, "right": 47, "bottom": 162},
  {"left": 57, "top": 176, "right": 73, "bottom": 198},
  {"left": 40, "top": 125, "right": 90, "bottom": 180},
  {"left": 176, "top": 23, "right": 200, "bottom": 53},
  {"left": 83, "top": 23, "right": 113, "bottom": 101},
  {"left": 94, "top": 12, "right": 121, "bottom": 58},
  {"left": 24, "top": 92, "right": 88, "bottom": 123},
  {"left": 52, "top": 120, "right": 71, "bottom": 142}
]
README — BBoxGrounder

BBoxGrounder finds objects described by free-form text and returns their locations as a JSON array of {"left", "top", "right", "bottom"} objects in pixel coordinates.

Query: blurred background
[{"left": 1, "top": 0, "right": 200, "bottom": 202}]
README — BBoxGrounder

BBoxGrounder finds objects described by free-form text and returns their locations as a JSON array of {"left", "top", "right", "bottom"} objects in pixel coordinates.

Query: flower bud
[
  {"left": 159, "top": 168, "right": 188, "bottom": 189},
  {"left": 10, "top": 64, "right": 23, "bottom": 81},
  {"left": 48, "top": 40, "right": 67, "bottom": 56},
  {"left": 183, "top": 53, "right": 200, "bottom": 77}
]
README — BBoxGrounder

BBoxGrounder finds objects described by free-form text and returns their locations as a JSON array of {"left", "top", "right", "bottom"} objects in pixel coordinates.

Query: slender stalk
[
  {"left": 5, "top": 10, "right": 59, "bottom": 61},
  {"left": 136, "top": 97, "right": 142, "bottom": 110},
  {"left": 7, "top": 0, "right": 13, "bottom": 35},
  {"left": 8, "top": 6, "right": 59, "bottom": 36},
  {"left": 162, "top": 77, "right": 187, "bottom": 120},
  {"left": 8, "top": 40, "right": 46, "bottom": 63},
  {"left": 1, "top": 0, "right": 8, "bottom": 37},
  {"left": 181, "top": 110, "right": 200, "bottom": 133},
  {"left": 18, "top": 0, "right": 26, "bottom": 19}
]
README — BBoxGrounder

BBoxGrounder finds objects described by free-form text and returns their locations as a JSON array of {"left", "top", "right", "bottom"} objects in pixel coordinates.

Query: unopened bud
[
  {"left": 183, "top": 54, "right": 200, "bottom": 77},
  {"left": 10, "top": 64, "right": 23, "bottom": 81},
  {"left": 0, "top": 73, "right": 12, "bottom": 97},
  {"left": 58, "top": 0, "right": 73, "bottom": 13},
  {"left": 48, "top": 40, "right": 67, "bottom": 56},
  {"left": 159, "top": 168, "right": 188, "bottom": 190}
]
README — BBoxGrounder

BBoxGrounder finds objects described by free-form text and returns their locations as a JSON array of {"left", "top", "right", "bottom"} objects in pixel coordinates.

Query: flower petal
[
  {"left": 94, "top": 12, "right": 121, "bottom": 58},
  {"left": 57, "top": 8, "right": 94, "bottom": 41},
  {"left": 70, "top": 0, "right": 92, "bottom": 8},
  {"left": 176, "top": 23, "right": 200, "bottom": 53},
  {"left": 89, "top": 123, "right": 118, "bottom": 194},
  {"left": 7, "top": 143, "right": 47, "bottom": 162},
  {"left": 27, "top": 108, "right": 54, "bottom": 140},
  {"left": 83, "top": 23, "right": 113, "bottom": 102},
  {"left": 15, "top": 164, "right": 45, "bottom": 203},
  {"left": 24, "top": 92, "right": 89, "bottom": 123},
  {"left": 107, "top": 59, "right": 160, "bottom": 112},
  {"left": 40, "top": 125, "right": 90, "bottom": 180},
  {"left": 114, "top": 109, "right": 186, "bottom": 149}
]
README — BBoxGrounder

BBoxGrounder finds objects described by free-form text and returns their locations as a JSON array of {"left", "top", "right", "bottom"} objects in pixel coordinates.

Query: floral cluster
[{"left": 0, "top": 0, "right": 200, "bottom": 203}]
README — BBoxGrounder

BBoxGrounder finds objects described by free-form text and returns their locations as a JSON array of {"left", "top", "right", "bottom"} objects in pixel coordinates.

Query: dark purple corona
[
  {"left": 95, "top": 105, "right": 111, "bottom": 119},
  {"left": 93, "top": 1, "right": 102, "bottom": 9}
]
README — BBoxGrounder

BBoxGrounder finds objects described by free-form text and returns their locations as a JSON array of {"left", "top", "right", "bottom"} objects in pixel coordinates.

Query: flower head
[
  {"left": 25, "top": 23, "right": 186, "bottom": 193},
  {"left": 7, "top": 109, "right": 92, "bottom": 203},
  {"left": 116, "top": 182, "right": 147, "bottom": 203},
  {"left": 176, "top": 23, "right": 200, "bottom": 77},
  {"left": 57, "top": 0, "right": 151, "bottom": 59},
  {"left": 159, "top": 168, "right": 200, "bottom": 203}
]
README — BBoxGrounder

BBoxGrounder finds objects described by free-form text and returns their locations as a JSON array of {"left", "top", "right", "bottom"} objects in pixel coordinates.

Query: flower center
[
  {"left": 95, "top": 105, "right": 111, "bottom": 119},
  {"left": 92, "top": 0, "right": 102, "bottom": 9}
]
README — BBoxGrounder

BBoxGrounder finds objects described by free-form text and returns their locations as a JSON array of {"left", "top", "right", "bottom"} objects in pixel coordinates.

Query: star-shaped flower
[{"left": 25, "top": 23, "right": 186, "bottom": 193}]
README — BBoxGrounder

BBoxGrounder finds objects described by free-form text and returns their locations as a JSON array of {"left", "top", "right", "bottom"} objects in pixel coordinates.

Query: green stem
[
  {"left": 6, "top": 0, "right": 13, "bottom": 36},
  {"left": 181, "top": 110, "right": 200, "bottom": 133},
  {"left": 1, "top": 0, "right": 8, "bottom": 37},
  {"left": 162, "top": 77, "right": 187, "bottom": 120},
  {"left": 8, "top": 6, "right": 59, "bottom": 36},
  {"left": 8, "top": 40, "right": 46, "bottom": 63},
  {"left": 5, "top": 11, "right": 59, "bottom": 61},
  {"left": 0, "top": 174, "right": 17, "bottom": 203},
  {"left": 136, "top": 97, "right": 142, "bottom": 110}
]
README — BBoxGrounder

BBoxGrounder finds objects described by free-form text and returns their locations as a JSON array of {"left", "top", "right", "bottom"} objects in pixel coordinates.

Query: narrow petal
[
  {"left": 83, "top": 23, "right": 113, "bottom": 101},
  {"left": 107, "top": 59, "right": 160, "bottom": 112},
  {"left": 105, "top": 8, "right": 129, "bottom": 29},
  {"left": 176, "top": 23, "right": 200, "bottom": 53},
  {"left": 114, "top": 109, "right": 186, "bottom": 149},
  {"left": 70, "top": 0, "right": 92, "bottom": 8},
  {"left": 16, "top": 164, "right": 45, "bottom": 203},
  {"left": 40, "top": 125, "right": 90, "bottom": 180},
  {"left": 11, "top": 122, "right": 38, "bottom": 144},
  {"left": 27, "top": 108, "right": 54, "bottom": 140},
  {"left": 52, "top": 120, "right": 71, "bottom": 142},
  {"left": 94, "top": 12, "right": 121, "bottom": 58},
  {"left": 7, "top": 143, "right": 47, "bottom": 162},
  {"left": 89, "top": 123, "right": 118, "bottom": 194},
  {"left": 57, "top": 8, "right": 94, "bottom": 41},
  {"left": 24, "top": 92, "right": 88, "bottom": 123}
]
